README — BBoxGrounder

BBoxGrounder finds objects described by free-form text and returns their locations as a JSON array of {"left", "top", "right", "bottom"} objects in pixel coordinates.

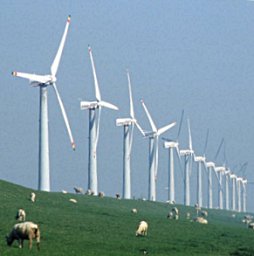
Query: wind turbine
[
  {"left": 242, "top": 178, "right": 247, "bottom": 212},
  {"left": 236, "top": 176, "right": 243, "bottom": 212},
  {"left": 140, "top": 100, "right": 176, "bottom": 201},
  {"left": 179, "top": 119, "right": 194, "bottom": 206},
  {"left": 193, "top": 129, "right": 209, "bottom": 208},
  {"left": 80, "top": 46, "right": 118, "bottom": 196},
  {"left": 116, "top": 70, "right": 143, "bottom": 199},
  {"left": 163, "top": 110, "right": 184, "bottom": 204},
  {"left": 230, "top": 173, "right": 237, "bottom": 211},
  {"left": 205, "top": 161, "right": 215, "bottom": 209},
  {"left": 12, "top": 16, "right": 75, "bottom": 192}
]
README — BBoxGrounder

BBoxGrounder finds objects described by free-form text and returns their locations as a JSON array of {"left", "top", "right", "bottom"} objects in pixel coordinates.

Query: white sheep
[
  {"left": 192, "top": 217, "right": 208, "bottom": 224},
  {"left": 16, "top": 208, "right": 26, "bottom": 222},
  {"left": 136, "top": 221, "right": 148, "bottom": 236},
  {"left": 248, "top": 223, "right": 254, "bottom": 229},
  {"left": 200, "top": 210, "right": 208, "bottom": 218},
  {"left": 131, "top": 208, "right": 138, "bottom": 214},
  {"left": 69, "top": 198, "right": 77, "bottom": 203},
  {"left": 30, "top": 192, "right": 36, "bottom": 203},
  {"left": 98, "top": 192, "right": 105, "bottom": 198},
  {"left": 6, "top": 221, "right": 40, "bottom": 250},
  {"left": 74, "top": 187, "right": 84, "bottom": 194}
]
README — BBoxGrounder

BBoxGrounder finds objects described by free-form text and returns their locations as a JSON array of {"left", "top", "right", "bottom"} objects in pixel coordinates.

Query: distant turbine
[
  {"left": 230, "top": 173, "right": 237, "bottom": 211},
  {"left": 12, "top": 16, "right": 75, "bottom": 192},
  {"left": 193, "top": 129, "right": 209, "bottom": 208},
  {"left": 236, "top": 177, "right": 243, "bottom": 212},
  {"left": 205, "top": 161, "right": 216, "bottom": 209},
  {"left": 141, "top": 100, "right": 176, "bottom": 201},
  {"left": 179, "top": 119, "right": 194, "bottom": 206},
  {"left": 116, "top": 71, "right": 143, "bottom": 199},
  {"left": 242, "top": 179, "right": 247, "bottom": 212},
  {"left": 163, "top": 110, "right": 184, "bottom": 203},
  {"left": 80, "top": 46, "right": 118, "bottom": 195},
  {"left": 215, "top": 166, "right": 225, "bottom": 210}
]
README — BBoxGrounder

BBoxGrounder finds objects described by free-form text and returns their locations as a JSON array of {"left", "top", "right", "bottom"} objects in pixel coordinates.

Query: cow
[{"left": 6, "top": 221, "right": 40, "bottom": 250}]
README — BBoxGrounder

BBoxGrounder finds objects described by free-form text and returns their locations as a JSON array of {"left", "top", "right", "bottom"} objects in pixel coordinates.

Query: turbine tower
[
  {"left": 141, "top": 100, "right": 176, "bottom": 201},
  {"left": 242, "top": 178, "right": 247, "bottom": 212},
  {"left": 205, "top": 161, "right": 216, "bottom": 209},
  {"left": 116, "top": 71, "right": 143, "bottom": 199},
  {"left": 12, "top": 16, "right": 75, "bottom": 191},
  {"left": 80, "top": 46, "right": 118, "bottom": 195},
  {"left": 236, "top": 176, "right": 243, "bottom": 212},
  {"left": 193, "top": 129, "right": 209, "bottom": 208},
  {"left": 215, "top": 166, "right": 225, "bottom": 210},
  {"left": 224, "top": 168, "right": 231, "bottom": 210},
  {"left": 179, "top": 119, "right": 194, "bottom": 206},
  {"left": 163, "top": 110, "right": 184, "bottom": 203},
  {"left": 230, "top": 173, "right": 237, "bottom": 211}
]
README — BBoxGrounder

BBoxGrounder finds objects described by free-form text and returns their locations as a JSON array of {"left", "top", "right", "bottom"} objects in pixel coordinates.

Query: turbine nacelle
[
  {"left": 194, "top": 155, "right": 206, "bottom": 162},
  {"left": 206, "top": 161, "right": 215, "bottom": 168},
  {"left": 164, "top": 141, "right": 178, "bottom": 149},
  {"left": 116, "top": 118, "right": 136, "bottom": 126},
  {"left": 179, "top": 149, "right": 194, "bottom": 156},
  {"left": 215, "top": 166, "right": 226, "bottom": 173},
  {"left": 80, "top": 100, "right": 99, "bottom": 110},
  {"left": 230, "top": 174, "right": 237, "bottom": 179}
]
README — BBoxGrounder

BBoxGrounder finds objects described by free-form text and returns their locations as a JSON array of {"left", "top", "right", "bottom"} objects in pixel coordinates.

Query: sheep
[
  {"left": 200, "top": 210, "right": 208, "bottom": 218},
  {"left": 192, "top": 217, "right": 208, "bottom": 224},
  {"left": 136, "top": 221, "right": 148, "bottom": 236},
  {"left": 115, "top": 193, "right": 121, "bottom": 199},
  {"left": 30, "top": 192, "right": 36, "bottom": 203},
  {"left": 248, "top": 223, "right": 254, "bottom": 229},
  {"left": 74, "top": 187, "right": 84, "bottom": 194},
  {"left": 98, "top": 191, "right": 105, "bottom": 198},
  {"left": 16, "top": 208, "right": 26, "bottom": 222},
  {"left": 167, "top": 207, "right": 179, "bottom": 220},
  {"left": 6, "top": 221, "right": 40, "bottom": 250},
  {"left": 69, "top": 198, "right": 77, "bottom": 203},
  {"left": 131, "top": 208, "right": 138, "bottom": 214},
  {"left": 62, "top": 190, "right": 68, "bottom": 194}
]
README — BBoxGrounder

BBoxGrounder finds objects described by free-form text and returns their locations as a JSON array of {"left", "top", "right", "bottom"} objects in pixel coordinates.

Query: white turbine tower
[
  {"left": 224, "top": 168, "right": 231, "bottom": 210},
  {"left": 80, "top": 46, "right": 118, "bottom": 196},
  {"left": 230, "top": 173, "right": 237, "bottom": 211},
  {"left": 193, "top": 129, "right": 209, "bottom": 208},
  {"left": 163, "top": 110, "right": 184, "bottom": 204},
  {"left": 12, "top": 16, "right": 75, "bottom": 192},
  {"left": 205, "top": 161, "right": 216, "bottom": 209},
  {"left": 179, "top": 119, "right": 194, "bottom": 206},
  {"left": 141, "top": 100, "right": 176, "bottom": 201},
  {"left": 214, "top": 166, "right": 225, "bottom": 210},
  {"left": 116, "top": 71, "right": 143, "bottom": 199},
  {"left": 242, "top": 178, "right": 247, "bottom": 212},
  {"left": 236, "top": 176, "right": 243, "bottom": 212}
]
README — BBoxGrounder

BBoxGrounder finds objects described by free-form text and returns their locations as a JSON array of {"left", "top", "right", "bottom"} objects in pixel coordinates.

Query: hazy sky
[{"left": 1, "top": 1, "right": 254, "bottom": 212}]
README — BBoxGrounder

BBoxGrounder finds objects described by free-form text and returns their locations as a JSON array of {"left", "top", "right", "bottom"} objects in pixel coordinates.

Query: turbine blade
[
  {"left": 214, "top": 138, "right": 224, "bottom": 161},
  {"left": 52, "top": 83, "right": 76, "bottom": 150},
  {"left": 127, "top": 70, "right": 135, "bottom": 119},
  {"left": 12, "top": 71, "right": 49, "bottom": 84},
  {"left": 176, "top": 145, "right": 184, "bottom": 184},
  {"left": 88, "top": 46, "right": 101, "bottom": 101},
  {"left": 203, "top": 128, "right": 209, "bottom": 156},
  {"left": 50, "top": 15, "right": 71, "bottom": 77},
  {"left": 177, "top": 109, "right": 184, "bottom": 140},
  {"left": 141, "top": 100, "right": 157, "bottom": 132},
  {"left": 157, "top": 122, "right": 176, "bottom": 136},
  {"left": 187, "top": 118, "right": 193, "bottom": 151},
  {"left": 135, "top": 121, "right": 145, "bottom": 136},
  {"left": 99, "top": 100, "right": 118, "bottom": 110}
]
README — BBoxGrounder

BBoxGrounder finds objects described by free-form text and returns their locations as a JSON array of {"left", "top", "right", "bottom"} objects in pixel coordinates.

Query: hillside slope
[{"left": 0, "top": 180, "right": 254, "bottom": 255}]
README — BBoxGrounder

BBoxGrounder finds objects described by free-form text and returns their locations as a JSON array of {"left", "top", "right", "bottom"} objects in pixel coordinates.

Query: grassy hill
[{"left": 0, "top": 180, "right": 254, "bottom": 255}]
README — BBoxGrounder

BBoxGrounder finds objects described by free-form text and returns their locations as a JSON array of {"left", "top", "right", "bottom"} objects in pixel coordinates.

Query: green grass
[{"left": 0, "top": 180, "right": 254, "bottom": 255}]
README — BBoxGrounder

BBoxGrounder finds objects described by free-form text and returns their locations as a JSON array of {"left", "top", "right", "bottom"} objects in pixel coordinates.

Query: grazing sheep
[
  {"left": 6, "top": 221, "right": 40, "bottom": 250},
  {"left": 98, "top": 192, "right": 105, "bottom": 198},
  {"left": 74, "top": 187, "right": 84, "bottom": 194},
  {"left": 167, "top": 207, "right": 179, "bottom": 220},
  {"left": 248, "top": 223, "right": 254, "bottom": 229},
  {"left": 116, "top": 193, "right": 121, "bottom": 199},
  {"left": 62, "top": 190, "right": 68, "bottom": 194},
  {"left": 131, "top": 208, "right": 138, "bottom": 214},
  {"left": 30, "top": 192, "right": 36, "bottom": 203},
  {"left": 136, "top": 221, "right": 148, "bottom": 236},
  {"left": 200, "top": 210, "right": 208, "bottom": 218},
  {"left": 166, "top": 200, "right": 175, "bottom": 205},
  {"left": 192, "top": 217, "right": 208, "bottom": 224},
  {"left": 69, "top": 198, "right": 77, "bottom": 203},
  {"left": 16, "top": 209, "right": 26, "bottom": 222}
]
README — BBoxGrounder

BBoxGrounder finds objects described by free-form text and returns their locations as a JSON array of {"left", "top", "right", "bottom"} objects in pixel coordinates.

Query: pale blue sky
[{"left": 1, "top": 0, "right": 254, "bottom": 211}]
